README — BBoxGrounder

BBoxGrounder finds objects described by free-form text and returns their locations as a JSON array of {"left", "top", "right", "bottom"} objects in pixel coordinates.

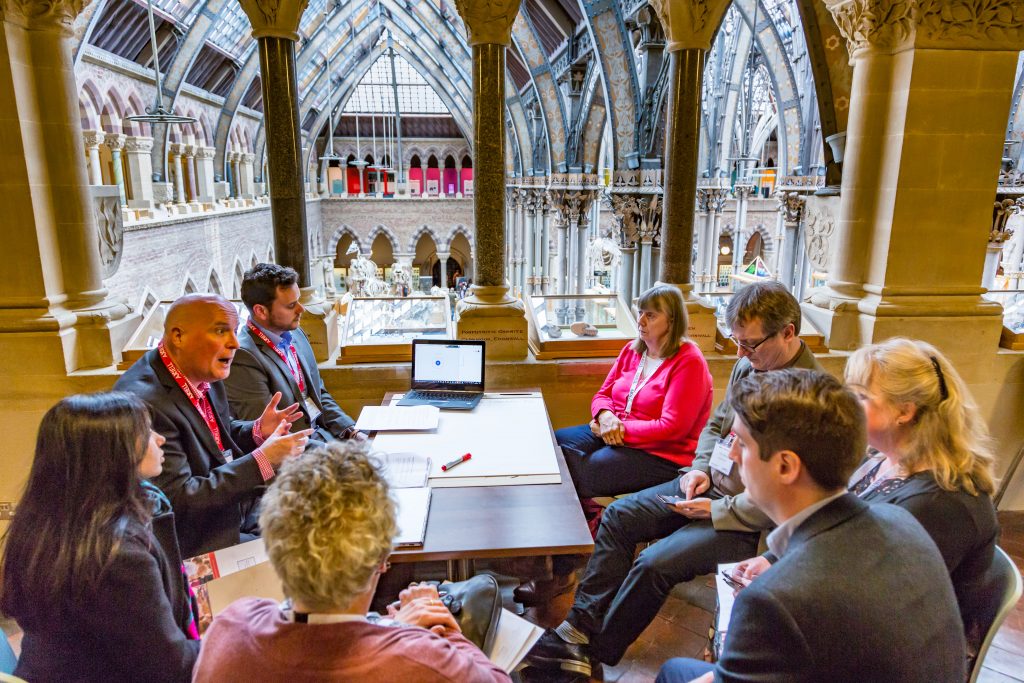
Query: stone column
[
  {"left": 195, "top": 146, "right": 216, "bottom": 203},
  {"left": 436, "top": 250, "right": 451, "bottom": 290},
  {"left": 694, "top": 189, "right": 710, "bottom": 288},
  {"left": 183, "top": 144, "right": 201, "bottom": 209},
  {"left": 452, "top": 0, "right": 527, "bottom": 358},
  {"left": 540, "top": 192, "right": 552, "bottom": 293},
  {"left": 732, "top": 184, "right": 754, "bottom": 274},
  {"left": 104, "top": 133, "right": 127, "bottom": 206},
  {"left": 238, "top": 0, "right": 311, "bottom": 285},
  {"left": 649, "top": 0, "right": 729, "bottom": 350},
  {"left": 169, "top": 143, "right": 187, "bottom": 209},
  {"left": 0, "top": 0, "right": 133, "bottom": 376},
  {"left": 986, "top": 199, "right": 1018, "bottom": 289},
  {"left": 523, "top": 191, "right": 536, "bottom": 295},
  {"left": 124, "top": 136, "right": 154, "bottom": 211},
  {"left": 706, "top": 189, "right": 727, "bottom": 287},
  {"left": 776, "top": 191, "right": 806, "bottom": 290},
  {"left": 802, "top": 0, "right": 1024, "bottom": 350},
  {"left": 241, "top": 152, "right": 256, "bottom": 199},
  {"left": 83, "top": 130, "right": 104, "bottom": 185}
]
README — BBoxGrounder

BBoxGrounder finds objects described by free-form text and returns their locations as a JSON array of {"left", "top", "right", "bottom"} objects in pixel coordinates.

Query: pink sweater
[
  {"left": 193, "top": 598, "right": 511, "bottom": 683},
  {"left": 591, "top": 341, "right": 713, "bottom": 467}
]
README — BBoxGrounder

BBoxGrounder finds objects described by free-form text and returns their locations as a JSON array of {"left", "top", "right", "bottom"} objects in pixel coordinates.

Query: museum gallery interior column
[
  {"left": 0, "top": 0, "right": 134, "bottom": 376},
  {"left": 649, "top": 0, "right": 731, "bottom": 351},
  {"left": 453, "top": 0, "right": 527, "bottom": 360},
  {"left": 803, "top": 0, "right": 1024, "bottom": 351},
  {"left": 238, "top": 0, "right": 337, "bottom": 360}
]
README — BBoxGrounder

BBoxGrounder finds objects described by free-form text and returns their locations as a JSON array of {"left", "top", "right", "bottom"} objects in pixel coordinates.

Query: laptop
[{"left": 397, "top": 339, "right": 486, "bottom": 410}]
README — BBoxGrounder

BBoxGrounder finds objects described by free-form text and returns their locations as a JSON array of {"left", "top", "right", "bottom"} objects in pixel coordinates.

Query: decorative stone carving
[
  {"left": 453, "top": 0, "right": 521, "bottom": 46},
  {"left": 92, "top": 186, "right": 123, "bottom": 278},
  {"left": 992, "top": 198, "right": 1022, "bottom": 243},
  {"left": 649, "top": 0, "right": 731, "bottom": 51},
  {"left": 1, "top": 0, "right": 88, "bottom": 32},
  {"left": 826, "top": 0, "right": 1024, "bottom": 60},
  {"left": 237, "top": 0, "right": 308, "bottom": 40},
  {"left": 82, "top": 129, "right": 103, "bottom": 148},
  {"left": 195, "top": 146, "right": 216, "bottom": 161},
  {"left": 804, "top": 204, "right": 837, "bottom": 272},
  {"left": 777, "top": 191, "right": 806, "bottom": 225},
  {"left": 103, "top": 133, "right": 126, "bottom": 150},
  {"left": 124, "top": 136, "right": 153, "bottom": 153},
  {"left": 610, "top": 192, "right": 662, "bottom": 245}
]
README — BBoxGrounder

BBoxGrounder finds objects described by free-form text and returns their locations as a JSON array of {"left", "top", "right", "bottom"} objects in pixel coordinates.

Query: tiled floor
[
  {"left": 4, "top": 513, "right": 1024, "bottom": 681},
  {"left": 525, "top": 511, "right": 1024, "bottom": 683}
]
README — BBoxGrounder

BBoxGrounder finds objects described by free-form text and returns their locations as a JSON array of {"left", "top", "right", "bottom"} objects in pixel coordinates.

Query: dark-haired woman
[{"left": 1, "top": 392, "right": 200, "bottom": 682}]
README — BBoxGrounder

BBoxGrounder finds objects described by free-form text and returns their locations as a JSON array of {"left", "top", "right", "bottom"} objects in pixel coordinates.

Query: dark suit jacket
[
  {"left": 716, "top": 494, "right": 966, "bottom": 683},
  {"left": 225, "top": 326, "right": 354, "bottom": 444},
  {"left": 114, "top": 349, "right": 264, "bottom": 557}
]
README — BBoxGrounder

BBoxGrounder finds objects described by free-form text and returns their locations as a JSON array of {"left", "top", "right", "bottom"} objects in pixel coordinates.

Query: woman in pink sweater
[
  {"left": 192, "top": 441, "right": 510, "bottom": 683},
  {"left": 556, "top": 284, "right": 714, "bottom": 499}
]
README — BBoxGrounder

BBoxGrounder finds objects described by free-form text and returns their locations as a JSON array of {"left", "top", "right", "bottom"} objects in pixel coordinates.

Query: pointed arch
[
  {"left": 408, "top": 225, "right": 441, "bottom": 254},
  {"left": 443, "top": 224, "right": 474, "bottom": 253}
]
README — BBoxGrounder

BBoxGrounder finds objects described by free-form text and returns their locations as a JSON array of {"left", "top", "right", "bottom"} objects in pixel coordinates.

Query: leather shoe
[
  {"left": 513, "top": 572, "right": 577, "bottom": 606},
  {"left": 525, "top": 629, "right": 592, "bottom": 677}
]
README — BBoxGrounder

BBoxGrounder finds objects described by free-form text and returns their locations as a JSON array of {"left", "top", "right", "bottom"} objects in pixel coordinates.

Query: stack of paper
[
  {"left": 488, "top": 608, "right": 545, "bottom": 672},
  {"left": 393, "top": 486, "right": 432, "bottom": 547},
  {"left": 356, "top": 404, "right": 440, "bottom": 431}
]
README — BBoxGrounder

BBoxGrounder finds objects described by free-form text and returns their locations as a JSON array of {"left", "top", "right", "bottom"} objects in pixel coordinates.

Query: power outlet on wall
[{"left": 0, "top": 502, "right": 14, "bottom": 520}]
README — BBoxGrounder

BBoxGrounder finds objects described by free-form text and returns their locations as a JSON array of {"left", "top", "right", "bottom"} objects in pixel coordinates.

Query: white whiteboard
[{"left": 371, "top": 393, "right": 562, "bottom": 487}]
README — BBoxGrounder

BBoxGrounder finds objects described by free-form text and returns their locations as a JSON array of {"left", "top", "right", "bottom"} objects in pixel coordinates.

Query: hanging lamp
[{"left": 126, "top": 0, "right": 197, "bottom": 125}]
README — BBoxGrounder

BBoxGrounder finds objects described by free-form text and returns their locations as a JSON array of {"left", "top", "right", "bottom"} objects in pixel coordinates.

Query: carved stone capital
[
  {"left": 103, "top": 133, "right": 126, "bottom": 151},
  {"left": 82, "top": 129, "right": 103, "bottom": 148},
  {"left": 195, "top": 146, "right": 216, "bottom": 161},
  {"left": 236, "top": 0, "right": 309, "bottom": 41},
  {"left": 454, "top": 0, "right": 521, "bottom": 46},
  {"left": 183, "top": 144, "right": 197, "bottom": 158},
  {"left": 1, "top": 0, "right": 87, "bottom": 33},
  {"left": 649, "top": 0, "right": 732, "bottom": 51},
  {"left": 777, "top": 191, "right": 806, "bottom": 224},
  {"left": 124, "top": 136, "right": 153, "bottom": 153},
  {"left": 242, "top": 152, "right": 256, "bottom": 164},
  {"left": 825, "top": 0, "right": 1024, "bottom": 60}
]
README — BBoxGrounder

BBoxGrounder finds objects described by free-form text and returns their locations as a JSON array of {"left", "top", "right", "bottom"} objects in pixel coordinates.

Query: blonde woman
[{"left": 734, "top": 338, "right": 998, "bottom": 653}]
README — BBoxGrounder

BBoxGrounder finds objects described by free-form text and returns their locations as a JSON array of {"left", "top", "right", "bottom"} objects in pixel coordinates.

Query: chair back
[
  {"left": 0, "top": 635, "right": 15, "bottom": 676},
  {"left": 969, "top": 546, "right": 1023, "bottom": 683}
]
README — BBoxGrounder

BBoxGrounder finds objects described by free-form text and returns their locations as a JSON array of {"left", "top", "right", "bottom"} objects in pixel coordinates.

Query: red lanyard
[
  {"left": 158, "top": 343, "right": 224, "bottom": 450},
  {"left": 246, "top": 322, "right": 306, "bottom": 394}
]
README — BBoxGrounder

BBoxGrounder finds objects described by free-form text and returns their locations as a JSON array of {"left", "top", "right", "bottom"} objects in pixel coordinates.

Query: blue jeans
[
  {"left": 657, "top": 658, "right": 715, "bottom": 683},
  {"left": 555, "top": 423, "right": 681, "bottom": 498}
]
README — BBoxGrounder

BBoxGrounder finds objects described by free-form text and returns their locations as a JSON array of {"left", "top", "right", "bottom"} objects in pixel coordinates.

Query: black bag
[{"left": 436, "top": 574, "right": 503, "bottom": 655}]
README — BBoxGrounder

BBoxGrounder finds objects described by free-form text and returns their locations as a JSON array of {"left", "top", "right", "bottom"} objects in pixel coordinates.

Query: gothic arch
[
  {"left": 366, "top": 225, "right": 399, "bottom": 255},
  {"left": 326, "top": 225, "right": 362, "bottom": 258},
  {"left": 443, "top": 224, "right": 474, "bottom": 253},
  {"left": 408, "top": 225, "right": 441, "bottom": 254}
]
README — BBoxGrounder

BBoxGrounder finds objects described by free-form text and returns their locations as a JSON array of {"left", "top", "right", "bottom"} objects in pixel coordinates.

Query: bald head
[{"left": 162, "top": 294, "right": 240, "bottom": 384}]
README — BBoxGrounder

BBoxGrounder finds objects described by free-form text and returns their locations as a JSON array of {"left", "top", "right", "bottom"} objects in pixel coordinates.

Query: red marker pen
[{"left": 442, "top": 453, "right": 472, "bottom": 471}]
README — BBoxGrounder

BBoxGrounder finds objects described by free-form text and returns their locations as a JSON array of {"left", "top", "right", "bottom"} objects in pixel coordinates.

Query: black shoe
[
  {"left": 525, "top": 629, "right": 592, "bottom": 677},
  {"left": 513, "top": 573, "right": 577, "bottom": 606}
]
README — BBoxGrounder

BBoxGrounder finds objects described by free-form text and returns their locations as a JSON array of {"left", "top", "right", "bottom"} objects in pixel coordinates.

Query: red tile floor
[{"left": 4, "top": 512, "right": 1024, "bottom": 681}]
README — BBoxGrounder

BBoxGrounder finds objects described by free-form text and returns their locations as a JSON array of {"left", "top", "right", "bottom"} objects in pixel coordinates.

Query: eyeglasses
[{"left": 729, "top": 330, "right": 778, "bottom": 353}]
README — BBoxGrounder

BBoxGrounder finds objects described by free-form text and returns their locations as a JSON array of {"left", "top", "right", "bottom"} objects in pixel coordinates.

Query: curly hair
[
  {"left": 259, "top": 441, "right": 396, "bottom": 611},
  {"left": 845, "top": 338, "right": 995, "bottom": 496}
]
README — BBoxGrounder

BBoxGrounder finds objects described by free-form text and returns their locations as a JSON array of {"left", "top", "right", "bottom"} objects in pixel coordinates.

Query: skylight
[{"left": 342, "top": 53, "right": 450, "bottom": 115}]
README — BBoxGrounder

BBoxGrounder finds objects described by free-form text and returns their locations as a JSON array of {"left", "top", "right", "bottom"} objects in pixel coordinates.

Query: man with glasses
[{"left": 528, "top": 282, "right": 822, "bottom": 678}]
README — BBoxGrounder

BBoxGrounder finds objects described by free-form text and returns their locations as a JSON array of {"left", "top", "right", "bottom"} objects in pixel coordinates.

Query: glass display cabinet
[
  {"left": 337, "top": 295, "right": 453, "bottom": 363},
  {"left": 526, "top": 294, "right": 638, "bottom": 359},
  {"left": 120, "top": 300, "right": 248, "bottom": 371},
  {"left": 714, "top": 316, "right": 828, "bottom": 354},
  {"left": 984, "top": 290, "right": 1024, "bottom": 349}
]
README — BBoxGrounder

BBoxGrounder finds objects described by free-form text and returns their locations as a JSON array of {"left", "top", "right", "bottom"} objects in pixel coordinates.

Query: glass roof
[
  {"left": 151, "top": 0, "right": 200, "bottom": 24},
  {"left": 206, "top": 0, "right": 252, "bottom": 60},
  {"left": 342, "top": 53, "right": 450, "bottom": 115}
]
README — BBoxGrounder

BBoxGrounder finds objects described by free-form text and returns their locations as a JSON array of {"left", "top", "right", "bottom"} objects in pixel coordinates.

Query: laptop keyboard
[{"left": 407, "top": 390, "right": 466, "bottom": 401}]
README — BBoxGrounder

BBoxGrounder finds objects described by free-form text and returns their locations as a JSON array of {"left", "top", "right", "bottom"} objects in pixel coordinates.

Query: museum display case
[
  {"left": 337, "top": 295, "right": 453, "bottom": 363},
  {"left": 525, "top": 293, "right": 638, "bottom": 359}
]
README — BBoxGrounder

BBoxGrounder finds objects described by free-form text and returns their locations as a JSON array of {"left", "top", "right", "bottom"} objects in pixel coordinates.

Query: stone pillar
[
  {"left": 523, "top": 191, "right": 536, "bottom": 296},
  {"left": 124, "top": 136, "right": 154, "bottom": 210},
  {"left": 649, "top": 0, "right": 729, "bottom": 349},
  {"left": 241, "top": 152, "right": 256, "bottom": 199},
  {"left": 452, "top": 0, "right": 527, "bottom": 358},
  {"left": 238, "top": 0, "right": 310, "bottom": 285},
  {"left": 104, "top": 133, "right": 127, "bottom": 206},
  {"left": 732, "top": 184, "right": 754, "bottom": 274},
  {"left": 436, "top": 250, "right": 451, "bottom": 290},
  {"left": 83, "top": 130, "right": 103, "bottom": 185},
  {"left": 183, "top": 144, "right": 201, "bottom": 209},
  {"left": 619, "top": 243, "right": 637, "bottom": 302},
  {"left": 775, "top": 191, "right": 806, "bottom": 290},
  {"left": 803, "top": 0, "right": 1024, "bottom": 350},
  {"left": 169, "top": 144, "right": 187, "bottom": 209},
  {"left": 0, "top": 0, "right": 133, "bottom": 377},
  {"left": 540, "top": 192, "right": 552, "bottom": 293},
  {"left": 195, "top": 146, "right": 216, "bottom": 203},
  {"left": 456, "top": 162, "right": 464, "bottom": 198},
  {"left": 987, "top": 199, "right": 1018, "bottom": 289},
  {"left": 705, "top": 189, "right": 727, "bottom": 288},
  {"left": 694, "top": 189, "right": 710, "bottom": 287}
]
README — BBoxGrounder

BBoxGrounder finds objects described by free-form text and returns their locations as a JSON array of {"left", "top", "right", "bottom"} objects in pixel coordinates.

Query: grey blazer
[
  {"left": 716, "top": 494, "right": 966, "bottom": 683},
  {"left": 225, "top": 326, "right": 355, "bottom": 443}
]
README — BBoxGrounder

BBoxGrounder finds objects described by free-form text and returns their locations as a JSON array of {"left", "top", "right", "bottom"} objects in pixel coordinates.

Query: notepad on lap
[
  {"left": 393, "top": 487, "right": 431, "bottom": 547},
  {"left": 488, "top": 608, "right": 545, "bottom": 672}
]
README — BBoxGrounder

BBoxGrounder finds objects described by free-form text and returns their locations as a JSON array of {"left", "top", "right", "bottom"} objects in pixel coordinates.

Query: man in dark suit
[
  {"left": 115, "top": 294, "right": 313, "bottom": 558},
  {"left": 225, "top": 263, "right": 361, "bottom": 446},
  {"left": 656, "top": 369, "right": 966, "bottom": 683}
]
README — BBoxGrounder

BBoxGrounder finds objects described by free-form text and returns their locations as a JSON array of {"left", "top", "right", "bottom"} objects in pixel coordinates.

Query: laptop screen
[{"left": 411, "top": 339, "right": 485, "bottom": 390}]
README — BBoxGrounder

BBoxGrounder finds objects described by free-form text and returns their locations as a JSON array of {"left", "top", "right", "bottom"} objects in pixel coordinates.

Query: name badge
[
  {"left": 304, "top": 396, "right": 322, "bottom": 424},
  {"left": 709, "top": 433, "right": 736, "bottom": 475},
  {"left": 221, "top": 448, "right": 234, "bottom": 463}
]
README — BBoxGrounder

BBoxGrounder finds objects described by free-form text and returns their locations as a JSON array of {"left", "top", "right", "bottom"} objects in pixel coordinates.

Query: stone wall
[{"left": 319, "top": 197, "right": 475, "bottom": 257}]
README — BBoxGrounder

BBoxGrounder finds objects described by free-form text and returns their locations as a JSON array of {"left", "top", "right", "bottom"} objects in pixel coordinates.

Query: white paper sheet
[
  {"left": 356, "top": 405, "right": 440, "bottom": 431},
  {"left": 716, "top": 561, "right": 741, "bottom": 635},
  {"left": 375, "top": 452, "right": 432, "bottom": 488},
  {"left": 488, "top": 608, "right": 545, "bottom": 672},
  {"left": 393, "top": 487, "right": 432, "bottom": 547}
]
